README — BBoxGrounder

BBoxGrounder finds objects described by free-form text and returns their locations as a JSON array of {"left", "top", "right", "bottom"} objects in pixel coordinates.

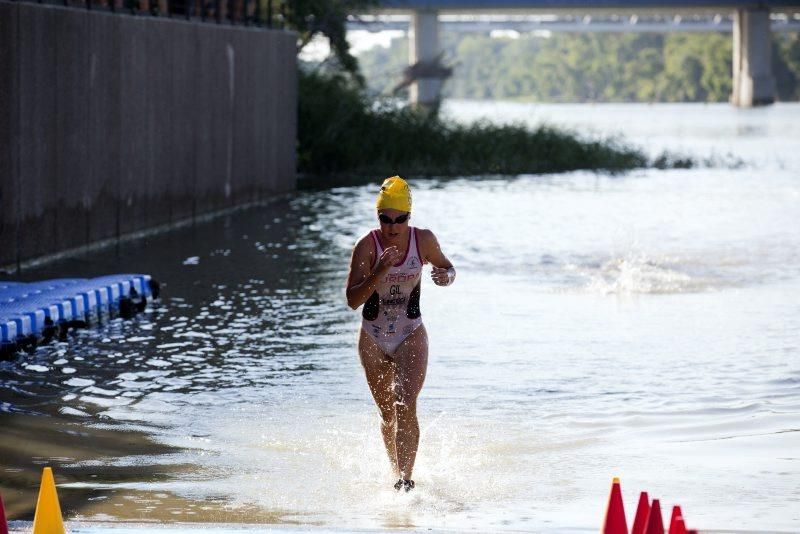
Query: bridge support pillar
[
  {"left": 732, "top": 8, "right": 775, "bottom": 107},
  {"left": 409, "top": 9, "right": 441, "bottom": 106}
]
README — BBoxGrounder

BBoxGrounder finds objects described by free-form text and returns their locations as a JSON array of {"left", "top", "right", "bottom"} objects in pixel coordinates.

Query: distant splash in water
[
  {"left": 558, "top": 244, "right": 798, "bottom": 295},
  {"left": 569, "top": 252, "right": 719, "bottom": 295},
  {"left": 455, "top": 248, "right": 762, "bottom": 295}
]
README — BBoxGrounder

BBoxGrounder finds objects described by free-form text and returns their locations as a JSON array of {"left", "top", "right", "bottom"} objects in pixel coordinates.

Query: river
[{"left": 1, "top": 102, "right": 798, "bottom": 532}]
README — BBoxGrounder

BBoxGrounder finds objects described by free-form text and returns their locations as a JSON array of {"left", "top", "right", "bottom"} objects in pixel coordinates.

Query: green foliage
[
  {"left": 298, "top": 70, "right": 652, "bottom": 179},
  {"left": 357, "top": 31, "right": 800, "bottom": 102},
  {"left": 280, "top": 0, "right": 377, "bottom": 84}
]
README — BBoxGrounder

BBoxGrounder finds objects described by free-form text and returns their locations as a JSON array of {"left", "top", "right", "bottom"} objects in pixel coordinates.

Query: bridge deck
[{"left": 379, "top": 1, "right": 800, "bottom": 13}]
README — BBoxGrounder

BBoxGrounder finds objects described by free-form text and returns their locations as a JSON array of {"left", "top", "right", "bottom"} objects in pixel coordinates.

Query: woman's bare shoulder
[
  {"left": 414, "top": 228, "right": 440, "bottom": 258},
  {"left": 414, "top": 227, "right": 438, "bottom": 245},
  {"left": 353, "top": 231, "right": 377, "bottom": 256}
]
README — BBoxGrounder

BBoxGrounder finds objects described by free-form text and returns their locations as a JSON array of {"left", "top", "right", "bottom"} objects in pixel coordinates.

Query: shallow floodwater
[{"left": 1, "top": 103, "right": 799, "bottom": 532}]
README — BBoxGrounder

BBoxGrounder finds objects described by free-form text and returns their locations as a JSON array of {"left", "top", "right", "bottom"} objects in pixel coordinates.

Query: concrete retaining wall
[{"left": 0, "top": 1, "right": 297, "bottom": 268}]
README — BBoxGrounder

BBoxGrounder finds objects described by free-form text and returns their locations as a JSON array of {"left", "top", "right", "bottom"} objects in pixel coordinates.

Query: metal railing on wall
[{"left": 13, "top": 0, "right": 288, "bottom": 28}]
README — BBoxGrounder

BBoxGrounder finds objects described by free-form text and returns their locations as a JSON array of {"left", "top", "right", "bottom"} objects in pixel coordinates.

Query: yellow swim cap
[{"left": 375, "top": 176, "right": 412, "bottom": 213}]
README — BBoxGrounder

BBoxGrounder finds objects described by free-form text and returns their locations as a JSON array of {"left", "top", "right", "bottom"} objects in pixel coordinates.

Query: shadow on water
[
  {"left": 0, "top": 192, "right": 356, "bottom": 523},
  {"left": 0, "top": 412, "right": 323, "bottom": 524},
  {"left": 0, "top": 414, "right": 181, "bottom": 519}
]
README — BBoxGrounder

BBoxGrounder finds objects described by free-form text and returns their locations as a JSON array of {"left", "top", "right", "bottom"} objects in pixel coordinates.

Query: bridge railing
[{"left": 7, "top": 0, "right": 291, "bottom": 28}]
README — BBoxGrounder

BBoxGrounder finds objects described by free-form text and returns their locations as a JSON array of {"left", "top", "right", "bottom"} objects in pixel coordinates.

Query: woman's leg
[
  {"left": 392, "top": 324, "right": 429, "bottom": 481},
  {"left": 358, "top": 328, "right": 400, "bottom": 477}
]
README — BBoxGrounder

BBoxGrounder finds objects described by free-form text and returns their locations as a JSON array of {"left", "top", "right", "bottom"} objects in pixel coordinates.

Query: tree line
[{"left": 357, "top": 31, "right": 800, "bottom": 102}]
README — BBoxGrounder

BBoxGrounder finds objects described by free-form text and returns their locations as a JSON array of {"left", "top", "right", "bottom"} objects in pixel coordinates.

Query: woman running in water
[{"left": 345, "top": 176, "right": 456, "bottom": 492}]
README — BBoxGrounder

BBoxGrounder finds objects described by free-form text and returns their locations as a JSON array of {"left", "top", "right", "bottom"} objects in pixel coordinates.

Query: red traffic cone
[
  {"left": 645, "top": 499, "right": 664, "bottom": 534},
  {"left": 0, "top": 492, "right": 8, "bottom": 534},
  {"left": 669, "top": 506, "right": 687, "bottom": 534},
  {"left": 602, "top": 477, "right": 628, "bottom": 534},
  {"left": 631, "top": 492, "right": 650, "bottom": 534}
]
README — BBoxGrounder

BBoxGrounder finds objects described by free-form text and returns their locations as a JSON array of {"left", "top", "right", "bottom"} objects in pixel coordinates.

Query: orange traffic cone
[
  {"left": 602, "top": 477, "right": 628, "bottom": 534},
  {"left": 631, "top": 492, "right": 650, "bottom": 534},
  {"left": 645, "top": 499, "right": 664, "bottom": 534},
  {"left": 0, "top": 492, "right": 9, "bottom": 534},
  {"left": 668, "top": 505, "right": 687, "bottom": 534},
  {"left": 32, "top": 467, "right": 65, "bottom": 534}
]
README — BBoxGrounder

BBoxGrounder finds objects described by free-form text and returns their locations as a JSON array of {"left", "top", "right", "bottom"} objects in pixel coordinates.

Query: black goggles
[{"left": 378, "top": 213, "right": 410, "bottom": 225}]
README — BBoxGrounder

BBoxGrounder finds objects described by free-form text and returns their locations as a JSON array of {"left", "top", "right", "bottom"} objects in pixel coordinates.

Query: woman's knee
[
  {"left": 378, "top": 403, "right": 396, "bottom": 425},
  {"left": 395, "top": 397, "right": 417, "bottom": 422},
  {"left": 395, "top": 373, "right": 424, "bottom": 406}
]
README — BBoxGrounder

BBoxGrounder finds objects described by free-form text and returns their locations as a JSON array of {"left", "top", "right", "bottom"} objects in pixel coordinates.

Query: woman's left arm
[{"left": 418, "top": 229, "right": 456, "bottom": 287}]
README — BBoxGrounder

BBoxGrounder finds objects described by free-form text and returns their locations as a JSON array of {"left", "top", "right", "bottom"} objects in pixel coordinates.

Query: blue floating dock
[{"left": 0, "top": 274, "right": 155, "bottom": 349}]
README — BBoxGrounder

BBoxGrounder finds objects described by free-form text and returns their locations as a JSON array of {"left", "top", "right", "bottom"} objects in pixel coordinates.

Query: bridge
[
  {"left": 352, "top": 13, "right": 800, "bottom": 34},
  {"left": 372, "top": 0, "right": 800, "bottom": 106}
]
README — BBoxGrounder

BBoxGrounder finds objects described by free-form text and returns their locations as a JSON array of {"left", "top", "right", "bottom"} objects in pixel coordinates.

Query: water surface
[{"left": 1, "top": 102, "right": 799, "bottom": 531}]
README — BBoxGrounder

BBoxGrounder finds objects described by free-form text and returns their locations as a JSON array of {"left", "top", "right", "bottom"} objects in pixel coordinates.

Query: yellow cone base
[{"left": 32, "top": 467, "right": 65, "bottom": 534}]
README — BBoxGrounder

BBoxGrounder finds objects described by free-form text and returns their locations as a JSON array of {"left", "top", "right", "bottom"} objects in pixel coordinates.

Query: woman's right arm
[{"left": 345, "top": 237, "right": 400, "bottom": 310}]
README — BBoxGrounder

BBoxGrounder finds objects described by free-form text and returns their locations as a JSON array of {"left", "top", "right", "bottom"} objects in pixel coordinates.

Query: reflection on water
[{"left": 1, "top": 103, "right": 799, "bottom": 531}]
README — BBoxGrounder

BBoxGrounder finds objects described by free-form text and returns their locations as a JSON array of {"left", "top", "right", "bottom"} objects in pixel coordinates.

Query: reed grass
[{"left": 298, "top": 70, "right": 688, "bottom": 180}]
